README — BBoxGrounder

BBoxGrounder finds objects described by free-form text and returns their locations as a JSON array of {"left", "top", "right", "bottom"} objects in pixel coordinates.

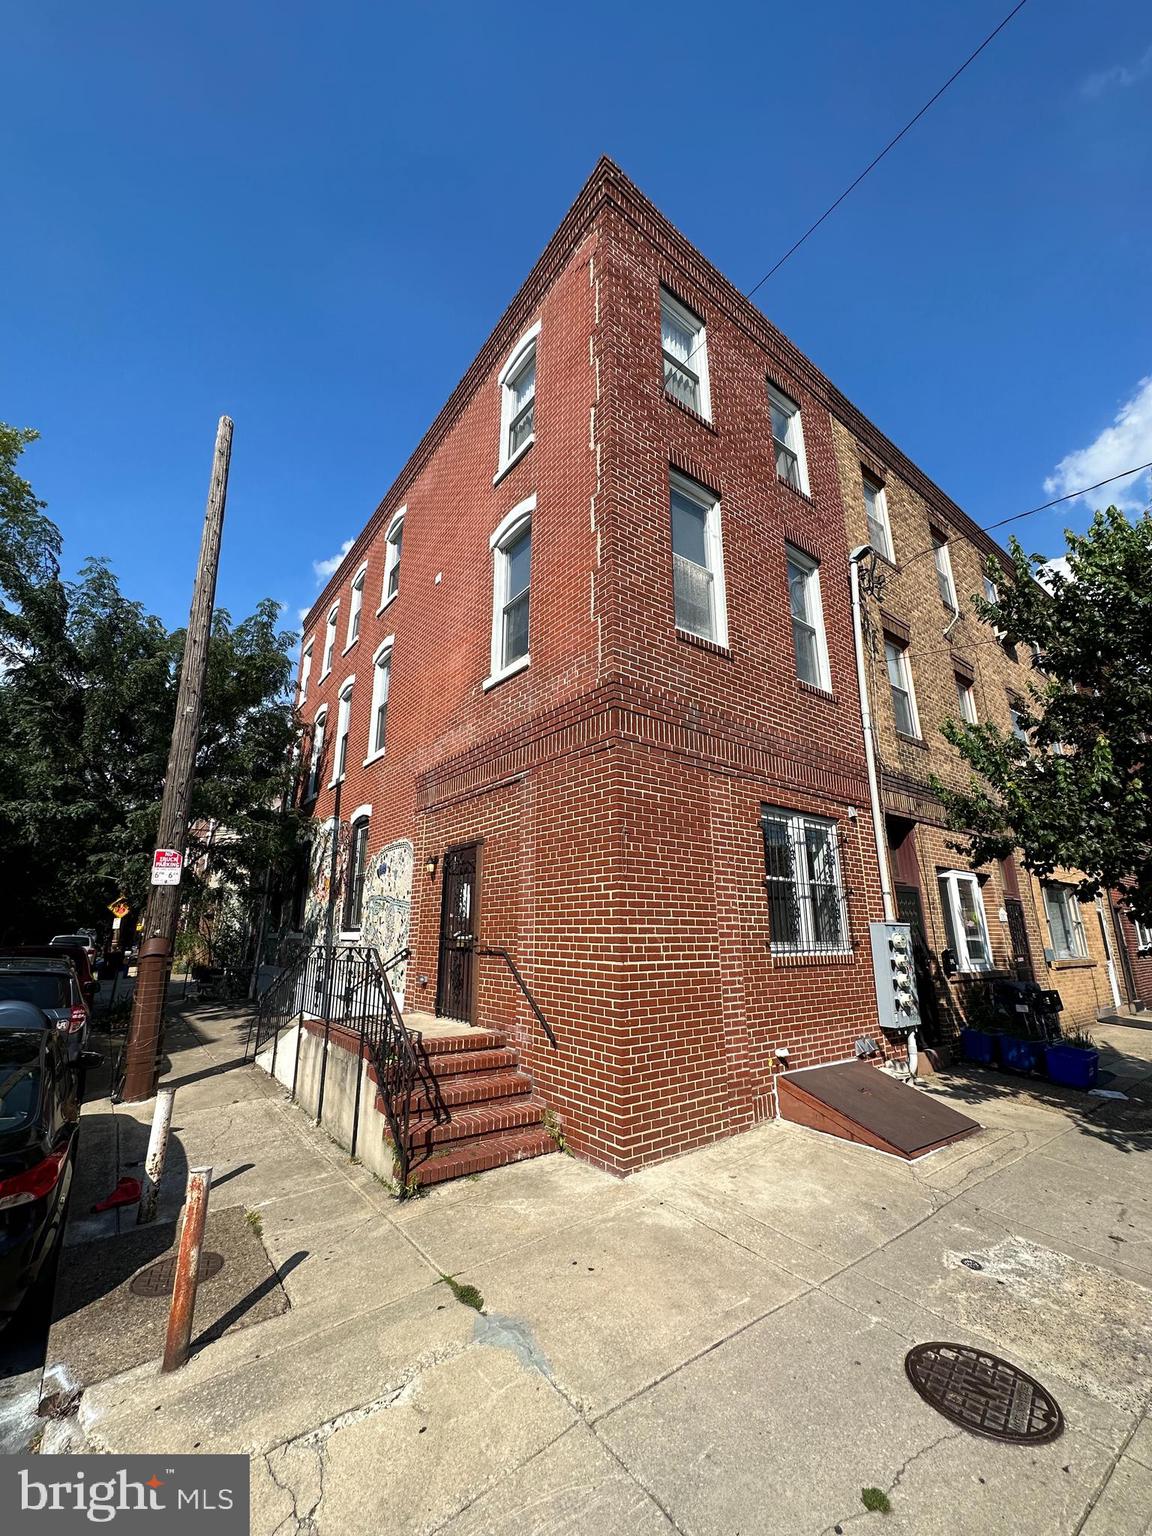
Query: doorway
[
  {"left": 435, "top": 843, "right": 480, "bottom": 1022},
  {"left": 1005, "top": 898, "right": 1036, "bottom": 983}
]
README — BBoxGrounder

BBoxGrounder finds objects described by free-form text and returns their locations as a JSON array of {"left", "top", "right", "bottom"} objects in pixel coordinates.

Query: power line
[
  {"left": 981, "top": 460, "right": 1152, "bottom": 531},
  {"left": 746, "top": 0, "right": 1032, "bottom": 294}
]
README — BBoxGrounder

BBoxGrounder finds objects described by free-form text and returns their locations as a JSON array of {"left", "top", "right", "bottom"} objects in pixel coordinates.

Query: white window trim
[
  {"left": 661, "top": 288, "right": 712, "bottom": 422},
  {"left": 1135, "top": 919, "right": 1152, "bottom": 953},
  {"left": 484, "top": 496, "right": 534, "bottom": 689},
  {"left": 885, "top": 637, "right": 922, "bottom": 739},
  {"left": 762, "top": 806, "right": 852, "bottom": 956},
  {"left": 378, "top": 506, "right": 406, "bottom": 612},
  {"left": 340, "top": 812, "right": 373, "bottom": 938},
  {"left": 863, "top": 475, "right": 895, "bottom": 562},
  {"left": 670, "top": 469, "right": 729, "bottom": 649},
  {"left": 495, "top": 323, "right": 540, "bottom": 482},
  {"left": 298, "top": 640, "right": 314, "bottom": 706},
  {"left": 933, "top": 533, "right": 958, "bottom": 612},
  {"left": 305, "top": 704, "right": 328, "bottom": 802},
  {"left": 785, "top": 544, "right": 831, "bottom": 691},
  {"left": 320, "top": 604, "right": 339, "bottom": 680},
  {"left": 1044, "top": 884, "right": 1090, "bottom": 960},
  {"left": 328, "top": 675, "right": 355, "bottom": 789},
  {"left": 767, "top": 382, "right": 811, "bottom": 497},
  {"left": 345, "top": 563, "right": 367, "bottom": 651},
  {"left": 363, "top": 636, "right": 394, "bottom": 764},
  {"left": 956, "top": 674, "right": 978, "bottom": 725},
  {"left": 939, "top": 870, "right": 993, "bottom": 972}
]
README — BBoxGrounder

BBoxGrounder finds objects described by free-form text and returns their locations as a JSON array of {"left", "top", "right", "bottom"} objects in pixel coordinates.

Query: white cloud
[
  {"left": 1044, "top": 376, "right": 1152, "bottom": 516},
  {"left": 312, "top": 538, "right": 353, "bottom": 581},
  {"left": 1038, "top": 555, "right": 1074, "bottom": 592},
  {"left": 1079, "top": 43, "right": 1152, "bottom": 99}
]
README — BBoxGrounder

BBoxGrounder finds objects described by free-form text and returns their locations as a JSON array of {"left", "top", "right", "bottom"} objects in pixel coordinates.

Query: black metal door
[
  {"left": 435, "top": 844, "right": 478, "bottom": 1021},
  {"left": 895, "top": 883, "right": 942, "bottom": 1045},
  {"left": 1005, "top": 898, "right": 1035, "bottom": 983}
]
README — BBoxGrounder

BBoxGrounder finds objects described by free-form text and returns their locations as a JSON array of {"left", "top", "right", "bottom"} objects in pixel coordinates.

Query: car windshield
[
  {"left": 0, "top": 1035, "right": 42, "bottom": 1130},
  {"left": 0, "top": 974, "right": 70, "bottom": 1010}
]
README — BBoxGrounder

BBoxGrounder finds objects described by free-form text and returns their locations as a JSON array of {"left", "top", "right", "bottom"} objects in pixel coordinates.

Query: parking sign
[{"left": 151, "top": 848, "right": 183, "bottom": 886}]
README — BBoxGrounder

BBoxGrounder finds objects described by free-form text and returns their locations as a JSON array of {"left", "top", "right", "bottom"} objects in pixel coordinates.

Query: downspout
[{"left": 849, "top": 546, "right": 918, "bottom": 1078}]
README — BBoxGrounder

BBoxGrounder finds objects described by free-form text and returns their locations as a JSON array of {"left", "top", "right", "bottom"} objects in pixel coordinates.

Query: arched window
[
  {"left": 347, "top": 564, "right": 367, "bottom": 646},
  {"left": 306, "top": 706, "right": 327, "bottom": 800},
  {"left": 496, "top": 324, "right": 539, "bottom": 478},
  {"left": 332, "top": 678, "right": 354, "bottom": 785},
  {"left": 485, "top": 496, "right": 534, "bottom": 687},
  {"left": 343, "top": 816, "right": 370, "bottom": 932},
  {"left": 381, "top": 507, "right": 405, "bottom": 608}
]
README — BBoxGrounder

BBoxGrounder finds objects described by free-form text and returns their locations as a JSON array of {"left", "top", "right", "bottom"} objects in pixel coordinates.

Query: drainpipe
[{"left": 849, "top": 546, "right": 918, "bottom": 1078}]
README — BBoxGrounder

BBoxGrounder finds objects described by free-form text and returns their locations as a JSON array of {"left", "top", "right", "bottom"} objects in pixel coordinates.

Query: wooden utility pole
[{"left": 122, "top": 416, "right": 233, "bottom": 1102}]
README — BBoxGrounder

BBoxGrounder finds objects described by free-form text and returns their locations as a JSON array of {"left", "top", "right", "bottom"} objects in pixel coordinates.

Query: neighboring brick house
[
  {"left": 829, "top": 429, "right": 1121, "bottom": 1037},
  {"left": 295, "top": 158, "right": 1116, "bottom": 1177},
  {"left": 1109, "top": 888, "right": 1152, "bottom": 1010}
]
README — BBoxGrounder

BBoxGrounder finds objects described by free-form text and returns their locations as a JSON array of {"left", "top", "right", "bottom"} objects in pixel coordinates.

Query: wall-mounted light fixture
[{"left": 426, "top": 854, "right": 439, "bottom": 880}]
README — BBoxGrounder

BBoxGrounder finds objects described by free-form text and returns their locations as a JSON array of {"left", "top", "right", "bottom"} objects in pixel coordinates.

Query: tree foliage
[
  {"left": 938, "top": 506, "right": 1152, "bottom": 921},
  {"left": 0, "top": 423, "right": 303, "bottom": 943}
]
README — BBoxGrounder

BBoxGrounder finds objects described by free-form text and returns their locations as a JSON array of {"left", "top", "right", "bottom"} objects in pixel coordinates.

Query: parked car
[
  {"left": 0, "top": 945, "right": 98, "bottom": 1008},
  {"left": 51, "top": 932, "right": 101, "bottom": 970},
  {"left": 0, "top": 958, "right": 91, "bottom": 1064},
  {"left": 0, "top": 1001, "right": 78, "bottom": 1329}
]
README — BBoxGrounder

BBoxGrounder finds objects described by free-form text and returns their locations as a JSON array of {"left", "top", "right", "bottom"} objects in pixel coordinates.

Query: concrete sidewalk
[{"left": 41, "top": 1006, "right": 1152, "bottom": 1535}]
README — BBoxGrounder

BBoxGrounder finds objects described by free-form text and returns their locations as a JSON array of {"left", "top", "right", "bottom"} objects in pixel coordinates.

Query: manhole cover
[
  {"left": 129, "top": 1251, "right": 225, "bottom": 1298},
  {"left": 905, "top": 1343, "right": 1064, "bottom": 1444}
]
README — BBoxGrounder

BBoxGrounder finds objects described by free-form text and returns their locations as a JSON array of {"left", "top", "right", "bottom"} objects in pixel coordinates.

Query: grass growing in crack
[
  {"left": 861, "top": 1487, "right": 891, "bottom": 1514},
  {"left": 438, "top": 1273, "right": 485, "bottom": 1312},
  {"left": 245, "top": 1209, "right": 263, "bottom": 1236},
  {"left": 542, "top": 1108, "right": 570, "bottom": 1154}
]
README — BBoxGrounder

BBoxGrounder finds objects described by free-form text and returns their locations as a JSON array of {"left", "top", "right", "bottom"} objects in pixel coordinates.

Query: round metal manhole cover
[
  {"left": 905, "top": 1343, "right": 1064, "bottom": 1445},
  {"left": 129, "top": 1251, "right": 225, "bottom": 1298}
]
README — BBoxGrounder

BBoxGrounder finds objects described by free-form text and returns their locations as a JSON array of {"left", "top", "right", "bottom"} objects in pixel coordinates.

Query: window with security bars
[
  {"left": 786, "top": 545, "right": 829, "bottom": 689},
  {"left": 343, "top": 817, "right": 370, "bottom": 932},
  {"left": 767, "top": 383, "right": 809, "bottom": 495},
  {"left": 661, "top": 289, "right": 710, "bottom": 418},
  {"left": 1043, "top": 884, "right": 1089, "bottom": 960},
  {"left": 761, "top": 807, "right": 850, "bottom": 954},
  {"left": 863, "top": 475, "right": 893, "bottom": 561},
  {"left": 885, "top": 637, "right": 920, "bottom": 738},
  {"left": 670, "top": 471, "right": 726, "bottom": 644}
]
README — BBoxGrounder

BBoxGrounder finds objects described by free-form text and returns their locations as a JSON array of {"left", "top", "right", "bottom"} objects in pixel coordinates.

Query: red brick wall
[{"left": 1111, "top": 890, "right": 1152, "bottom": 1008}]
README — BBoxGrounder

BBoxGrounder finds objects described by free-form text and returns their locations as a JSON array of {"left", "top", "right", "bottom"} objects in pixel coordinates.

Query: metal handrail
[
  {"left": 476, "top": 946, "right": 557, "bottom": 1048},
  {"left": 361, "top": 947, "right": 447, "bottom": 1190},
  {"left": 245, "top": 947, "right": 309, "bottom": 1062}
]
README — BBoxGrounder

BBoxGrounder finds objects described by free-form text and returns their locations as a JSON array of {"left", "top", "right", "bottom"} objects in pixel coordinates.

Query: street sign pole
[{"left": 121, "top": 417, "right": 233, "bottom": 1102}]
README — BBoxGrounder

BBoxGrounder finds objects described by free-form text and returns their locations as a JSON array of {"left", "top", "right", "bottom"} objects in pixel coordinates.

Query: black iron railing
[{"left": 477, "top": 946, "right": 557, "bottom": 1048}]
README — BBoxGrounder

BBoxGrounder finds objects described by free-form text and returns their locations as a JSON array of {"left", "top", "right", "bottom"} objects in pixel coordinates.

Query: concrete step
[
  {"left": 407, "top": 1127, "right": 558, "bottom": 1188},
  {"left": 408, "top": 1068, "right": 533, "bottom": 1111},
  {"left": 406, "top": 1093, "right": 547, "bottom": 1153}
]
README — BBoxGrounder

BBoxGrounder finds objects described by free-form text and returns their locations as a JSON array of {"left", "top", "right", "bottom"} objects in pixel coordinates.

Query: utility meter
[{"left": 869, "top": 921, "right": 921, "bottom": 1035}]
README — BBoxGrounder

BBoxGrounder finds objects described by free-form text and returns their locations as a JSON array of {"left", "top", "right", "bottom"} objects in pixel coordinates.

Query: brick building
[
  {"left": 294, "top": 158, "right": 1115, "bottom": 1180},
  {"left": 1109, "top": 888, "right": 1152, "bottom": 1011}
]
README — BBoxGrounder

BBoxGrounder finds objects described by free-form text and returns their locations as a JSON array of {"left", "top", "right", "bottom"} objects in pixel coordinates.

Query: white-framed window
[
  {"left": 982, "top": 573, "right": 999, "bottom": 605},
  {"left": 670, "top": 470, "right": 728, "bottom": 646},
  {"left": 938, "top": 870, "right": 993, "bottom": 971},
  {"left": 496, "top": 324, "right": 539, "bottom": 478},
  {"left": 330, "top": 677, "right": 354, "bottom": 786},
  {"left": 1043, "top": 884, "right": 1089, "bottom": 960},
  {"left": 761, "top": 806, "right": 851, "bottom": 955},
  {"left": 305, "top": 706, "right": 327, "bottom": 801},
  {"left": 660, "top": 288, "right": 711, "bottom": 419},
  {"left": 1134, "top": 919, "right": 1152, "bottom": 954},
  {"left": 380, "top": 507, "right": 405, "bottom": 609},
  {"left": 365, "top": 637, "right": 393, "bottom": 760},
  {"left": 342, "top": 815, "right": 370, "bottom": 933},
  {"left": 955, "top": 673, "right": 978, "bottom": 724},
  {"left": 485, "top": 496, "right": 534, "bottom": 686},
  {"left": 863, "top": 475, "right": 894, "bottom": 561},
  {"left": 321, "top": 605, "right": 339, "bottom": 678},
  {"left": 1009, "top": 699, "right": 1029, "bottom": 742},
  {"left": 298, "top": 641, "right": 313, "bottom": 705},
  {"left": 786, "top": 545, "right": 830, "bottom": 690},
  {"left": 767, "top": 383, "right": 810, "bottom": 496},
  {"left": 932, "top": 531, "right": 958, "bottom": 611},
  {"left": 884, "top": 636, "right": 920, "bottom": 738},
  {"left": 346, "top": 564, "right": 366, "bottom": 647}
]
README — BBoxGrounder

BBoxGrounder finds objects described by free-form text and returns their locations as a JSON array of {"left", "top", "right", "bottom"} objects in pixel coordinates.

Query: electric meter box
[{"left": 869, "top": 920, "right": 921, "bottom": 1034}]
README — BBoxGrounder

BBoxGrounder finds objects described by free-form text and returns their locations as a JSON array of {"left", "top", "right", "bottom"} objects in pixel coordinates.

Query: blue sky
[{"left": 3, "top": 1, "right": 1150, "bottom": 636}]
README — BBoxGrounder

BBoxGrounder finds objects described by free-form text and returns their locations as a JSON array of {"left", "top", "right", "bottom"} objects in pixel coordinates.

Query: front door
[
  {"left": 1005, "top": 898, "right": 1035, "bottom": 983},
  {"left": 435, "top": 843, "right": 479, "bottom": 1022}
]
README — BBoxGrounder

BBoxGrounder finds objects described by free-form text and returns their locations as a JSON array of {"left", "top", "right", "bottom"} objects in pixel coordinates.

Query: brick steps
[
  {"left": 410, "top": 1068, "right": 533, "bottom": 1110},
  {"left": 407, "top": 1127, "right": 558, "bottom": 1187}
]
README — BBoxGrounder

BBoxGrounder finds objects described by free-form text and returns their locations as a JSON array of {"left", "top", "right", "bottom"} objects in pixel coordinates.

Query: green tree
[
  {"left": 938, "top": 506, "right": 1152, "bottom": 922},
  {"left": 0, "top": 423, "right": 303, "bottom": 944}
]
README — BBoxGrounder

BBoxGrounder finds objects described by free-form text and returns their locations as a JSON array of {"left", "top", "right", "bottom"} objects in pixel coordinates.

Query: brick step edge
[
  {"left": 367, "top": 1048, "right": 519, "bottom": 1087},
  {"left": 406, "top": 1069, "right": 533, "bottom": 1110},
  {"left": 405, "top": 1128, "right": 558, "bottom": 1188},
  {"left": 399, "top": 1094, "right": 548, "bottom": 1150},
  {"left": 415, "top": 1030, "right": 506, "bottom": 1056}
]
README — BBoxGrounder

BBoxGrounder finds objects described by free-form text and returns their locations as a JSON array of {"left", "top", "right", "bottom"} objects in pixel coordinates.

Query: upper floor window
[
  {"left": 884, "top": 636, "right": 920, "bottom": 738},
  {"left": 486, "top": 496, "right": 534, "bottom": 686},
  {"left": 786, "top": 545, "right": 830, "bottom": 690},
  {"left": 938, "top": 870, "right": 992, "bottom": 971},
  {"left": 306, "top": 706, "right": 327, "bottom": 801},
  {"left": 932, "top": 531, "right": 958, "bottom": 611},
  {"left": 1135, "top": 919, "right": 1152, "bottom": 953},
  {"left": 767, "top": 383, "right": 810, "bottom": 496},
  {"left": 1043, "top": 883, "right": 1089, "bottom": 960},
  {"left": 321, "top": 605, "right": 339, "bottom": 677},
  {"left": 496, "top": 325, "right": 539, "bottom": 477},
  {"left": 670, "top": 471, "right": 727, "bottom": 646},
  {"left": 955, "top": 673, "right": 978, "bottom": 724},
  {"left": 982, "top": 572, "right": 999, "bottom": 605},
  {"left": 660, "top": 289, "right": 710, "bottom": 419},
  {"left": 299, "top": 641, "right": 313, "bottom": 705},
  {"left": 367, "top": 638, "right": 393, "bottom": 760},
  {"left": 381, "top": 508, "right": 405, "bottom": 609},
  {"left": 761, "top": 806, "right": 850, "bottom": 955},
  {"left": 863, "top": 475, "right": 893, "bottom": 562},
  {"left": 343, "top": 816, "right": 370, "bottom": 933},
  {"left": 1008, "top": 698, "right": 1029, "bottom": 743},
  {"left": 331, "top": 678, "right": 354, "bottom": 785},
  {"left": 347, "top": 565, "right": 366, "bottom": 647}
]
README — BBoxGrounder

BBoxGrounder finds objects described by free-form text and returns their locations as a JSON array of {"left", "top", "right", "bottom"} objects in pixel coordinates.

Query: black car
[
  {"left": 0, "top": 1001, "right": 78, "bottom": 1329},
  {"left": 0, "top": 958, "right": 91, "bottom": 1065}
]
